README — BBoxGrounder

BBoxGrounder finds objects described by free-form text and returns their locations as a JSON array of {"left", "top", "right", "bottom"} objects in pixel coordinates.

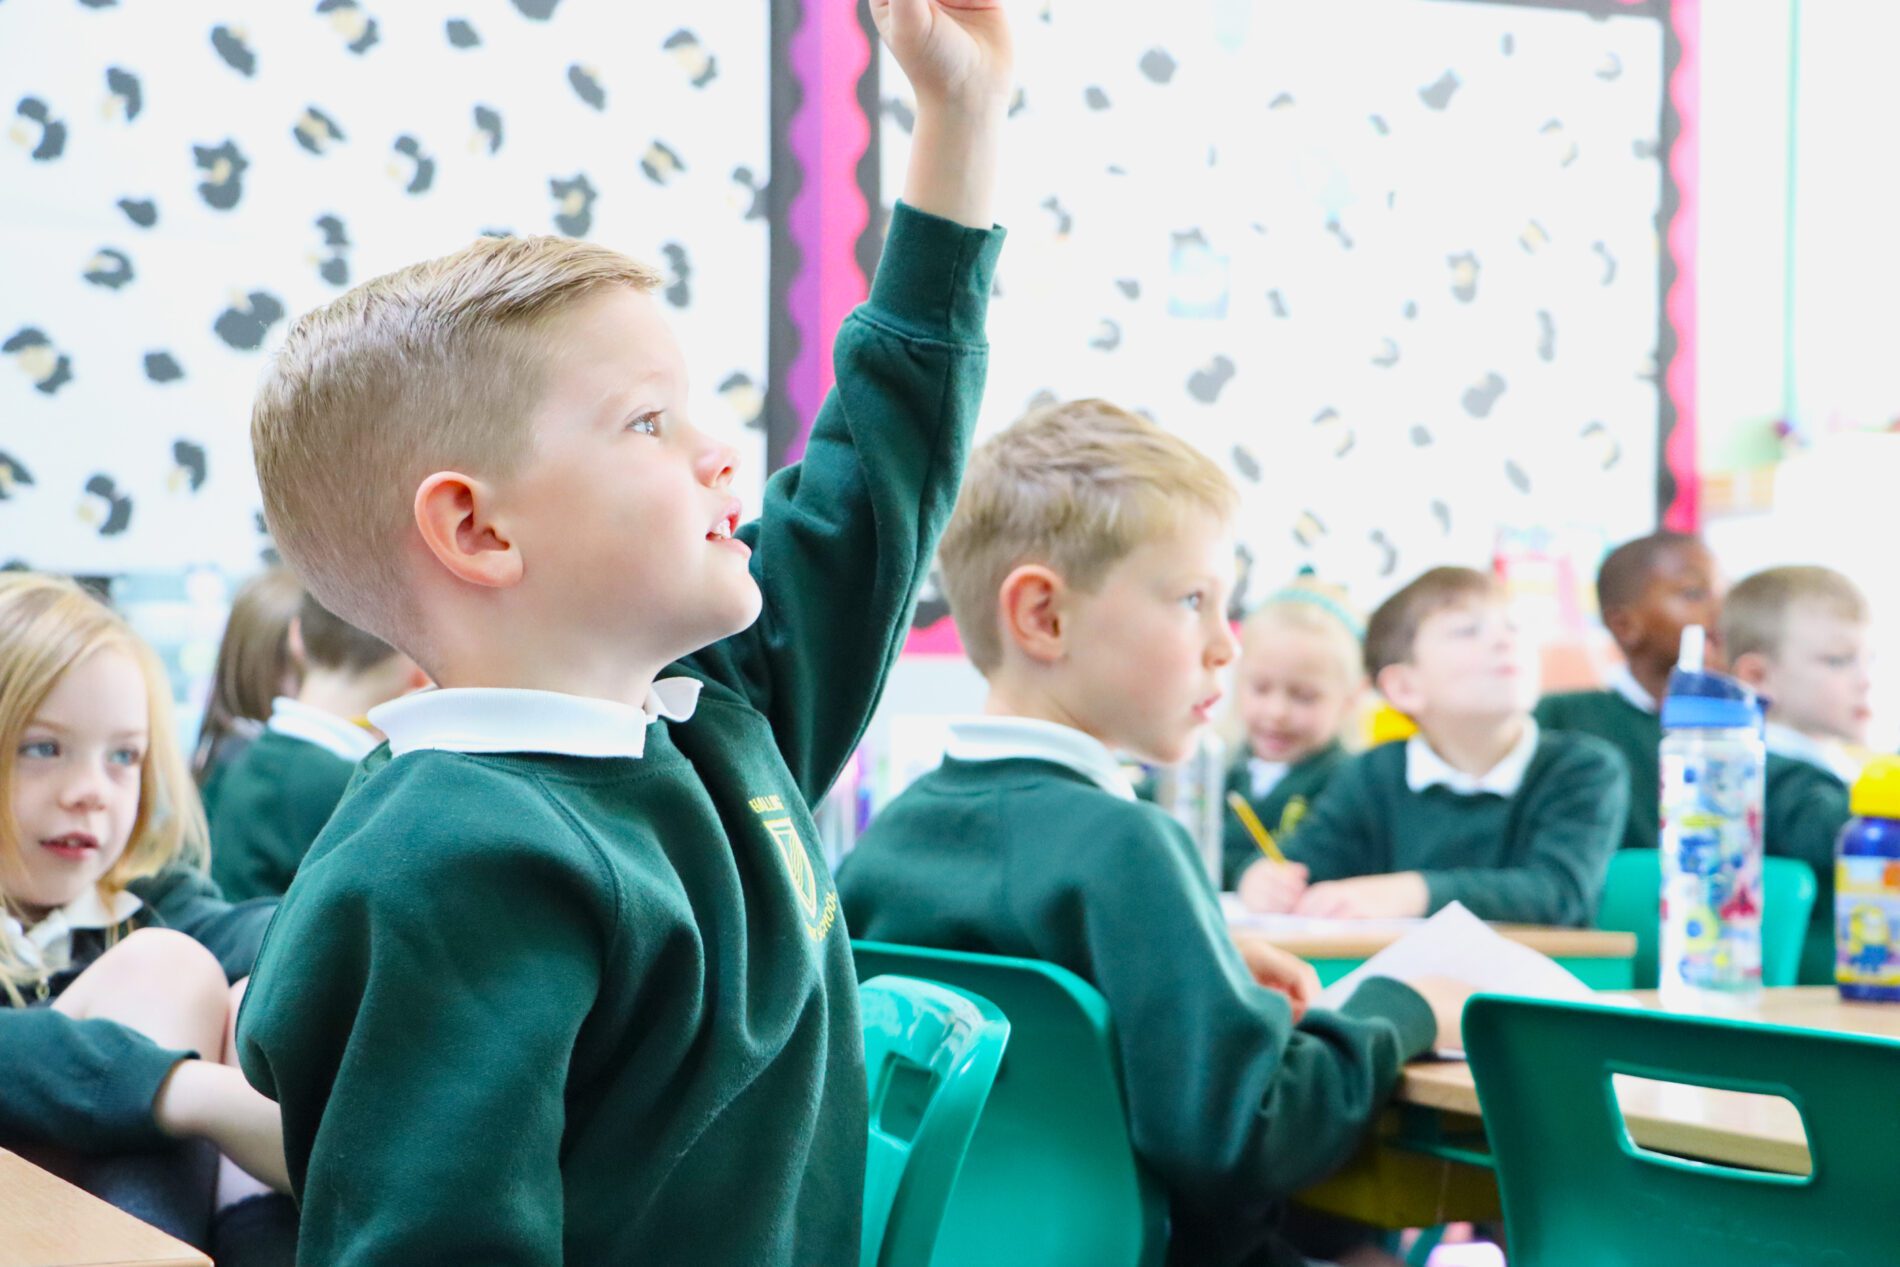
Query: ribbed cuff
[
  {"left": 865, "top": 201, "right": 1006, "bottom": 345},
  {"left": 1338, "top": 975, "right": 1438, "bottom": 1060}
]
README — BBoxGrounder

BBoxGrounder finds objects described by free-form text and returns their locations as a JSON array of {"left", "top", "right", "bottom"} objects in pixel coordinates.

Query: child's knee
[{"left": 106, "top": 928, "right": 229, "bottom": 1015}]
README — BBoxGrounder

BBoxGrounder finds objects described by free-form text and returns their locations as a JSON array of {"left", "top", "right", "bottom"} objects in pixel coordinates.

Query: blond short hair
[
  {"left": 938, "top": 398, "right": 1238, "bottom": 672},
  {"left": 1721, "top": 565, "right": 1869, "bottom": 662},
  {"left": 1244, "top": 576, "right": 1365, "bottom": 685},
  {"left": 0, "top": 574, "right": 207, "bottom": 1004},
  {"left": 252, "top": 236, "right": 663, "bottom": 647},
  {"left": 1363, "top": 566, "right": 1500, "bottom": 678}
]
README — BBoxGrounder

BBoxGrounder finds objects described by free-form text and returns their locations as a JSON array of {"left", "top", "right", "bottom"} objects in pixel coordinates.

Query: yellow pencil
[{"left": 1226, "top": 790, "right": 1287, "bottom": 863}]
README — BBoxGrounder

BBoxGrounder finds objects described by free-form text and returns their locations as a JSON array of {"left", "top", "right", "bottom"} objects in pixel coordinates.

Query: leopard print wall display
[
  {"left": 0, "top": 3, "right": 768, "bottom": 574},
  {"left": 879, "top": 0, "right": 1684, "bottom": 614}
]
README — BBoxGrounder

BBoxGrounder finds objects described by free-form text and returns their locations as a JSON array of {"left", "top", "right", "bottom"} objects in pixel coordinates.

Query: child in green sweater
[
  {"left": 1242, "top": 566, "right": 1628, "bottom": 925},
  {"left": 234, "top": 4, "right": 1014, "bottom": 1261},
  {"left": 208, "top": 593, "right": 424, "bottom": 900},
  {"left": 839, "top": 399, "right": 1466, "bottom": 1267},
  {"left": 0, "top": 574, "right": 287, "bottom": 1251},
  {"left": 1223, "top": 576, "right": 1363, "bottom": 890},
  {"left": 1723, "top": 565, "right": 1872, "bottom": 983},
  {"left": 1534, "top": 530, "right": 1725, "bottom": 852}
]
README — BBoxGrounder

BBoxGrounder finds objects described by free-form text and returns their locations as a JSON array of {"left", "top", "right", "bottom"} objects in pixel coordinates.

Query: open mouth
[
  {"left": 40, "top": 832, "right": 99, "bottom": 860},
  {"left": 707, "top": 501, "right": 742, "bottom": 544},
  {"left": 1192, "top": 691, "right": 1223, "bottom": 720}
]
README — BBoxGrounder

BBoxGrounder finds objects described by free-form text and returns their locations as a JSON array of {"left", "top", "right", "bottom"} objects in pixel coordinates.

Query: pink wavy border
[
  {"left": 784, "top": 1, "right": 873, "bottom": 465},
  {"left": 1662, "top": 0, "right": 1701, "bottom": 530}
]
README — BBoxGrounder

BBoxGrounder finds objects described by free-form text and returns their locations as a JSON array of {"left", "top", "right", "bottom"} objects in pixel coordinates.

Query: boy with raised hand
[
  {"left": 235, "top": 2, "right": 1012, "bottom": 1261},
  {"left": 1243, "top": 567, "right": 1628, "bottom": 926},
  {"left": 1535, "top": 530, "right": 1725, "bottom": 853},
  {"left": 1723, "top": 565, "right": 1873, "bottom": 983},
  {"left": 839, "top": 400, "right": 1466, "bottom": 1267}
]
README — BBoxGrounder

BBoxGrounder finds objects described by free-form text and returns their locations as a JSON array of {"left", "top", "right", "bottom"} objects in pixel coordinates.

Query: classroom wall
[{"left": 0, "top": 2, "right": 770, "bottom": 576}]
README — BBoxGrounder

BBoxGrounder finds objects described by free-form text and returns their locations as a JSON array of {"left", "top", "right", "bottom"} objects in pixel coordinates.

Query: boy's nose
[
  {"left": 696, "top": 429, "right": 739, "bottom": 489},
  {"left": 1209, "top": 620, "right": 1240, "bottom": 667}
]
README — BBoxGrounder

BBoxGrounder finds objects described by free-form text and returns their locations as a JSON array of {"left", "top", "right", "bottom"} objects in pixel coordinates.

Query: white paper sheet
[{"left": 1220, "top": 893, "right": 1429, "bottom": 939}]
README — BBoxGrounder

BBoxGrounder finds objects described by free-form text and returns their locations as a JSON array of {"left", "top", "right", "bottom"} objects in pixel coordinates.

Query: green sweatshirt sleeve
[
  {"left": 1766, "top": 760, "right": 1850, "bottom": 872},
  {"left": 1032, "top": 801, "right": 1435, "bottom": 1202},
  {"left": 0, "top": 1009, "right": 192, "bottom": 1152},
  {"left": 1281, "top": 753, "right": 1387, "bottom": 885},
  {"left": 131, "top": 867, "right": 277, "bottom": 981},
  {"left": 1420, "top": 739, "right": 1628, "bottom": 925},
  {"left": 677, "top": 203, "right": 1003, "bottom": 807},
  {"left": 237, "top": 798, "right": 615, "bottom": 1266}
]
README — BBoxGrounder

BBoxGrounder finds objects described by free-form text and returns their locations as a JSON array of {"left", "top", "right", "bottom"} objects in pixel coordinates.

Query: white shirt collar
[
  {"left": 1406, "top": 719, "right": 1541, "bottom": 797},
  {"left": 1764, "top": 722, "right": 1861, "bottom": 784},
  {"left": 1248, "top": 757, "right": 1291, "bottom": 800},
  {"left": 3, "top": 885, "right": 143, "bottom": 975},
  {"left": 943, "top": 716, "right": 1138, "bottom": 801},
  {"left": 267, "top": 696, "right": 379, "bottom": 762},
  {"left": 367, "top": 678, "right": 702, "bottom": 758},
  {"left": 1606, "top": 664, "right": 1659, "bottom": 715}
]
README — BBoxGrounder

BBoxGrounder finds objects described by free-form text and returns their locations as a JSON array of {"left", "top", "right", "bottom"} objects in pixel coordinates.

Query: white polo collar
[
  {"left": 267, "top": 696, "right": 379, "bottom": 762},
  {"left": 1248, "top": 757, "right": 1291, "bottom": 800},
  {"left": 3, "top": 884, "right": 143, "bottom": 975},
  {"left": 1764, "top": 722, "right": 1861, "bottom": 785},
  {"left": 367, "top": 677, "right": 703, "bottom": 759},
  {"left": 1606, "top": 664, "right": 1659, "bottom": 715},
  {"left": 943, "top": 716, "right": 1138, "bottom": 801},
  {"left": 1407, "top": 719, "right": 1540, "bottom": 797}
]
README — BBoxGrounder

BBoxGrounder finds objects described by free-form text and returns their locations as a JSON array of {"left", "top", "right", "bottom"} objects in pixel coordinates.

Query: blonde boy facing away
[
  {"left": 838, "top": 400, "right": 1468, "bottom": 1267},
  {"left": 1723, "top": 565, "right": 1873, "bottom": 983},
  {"left": 1242, "top": 566, "right": 1628, "bottom": 926},
  {"left": 235, "top": 3, "right": 1013, "bottom": 1262}
]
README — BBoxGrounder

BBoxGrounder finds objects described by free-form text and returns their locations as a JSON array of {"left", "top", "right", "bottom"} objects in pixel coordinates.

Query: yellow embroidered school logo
[
  {"left": 748, "top": 794, "right": 838, "bottom": 940},
  {"left": 1279, "top": 796, "right": 1310, "bottom": 838}
]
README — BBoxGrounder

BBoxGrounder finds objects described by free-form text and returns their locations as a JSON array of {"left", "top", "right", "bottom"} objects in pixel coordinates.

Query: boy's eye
[
  {"left": 1181, "top": 592, "right": 1204, "bottom": 611},
  {"left": 19, "top": 739, "right": 57, "bottom": 759},
  {"left": 627, "top": 411, "right": 663, "bottom": 436}
]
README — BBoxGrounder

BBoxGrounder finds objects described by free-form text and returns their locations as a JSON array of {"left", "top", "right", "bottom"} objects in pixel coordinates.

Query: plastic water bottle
[
  {"left": 1161, "top": 730, "right": 1227, "bottom": 887},
  {"left": 1658, "top": 626, "right": 1767, "bottom": 1011},
  {"left": 1837, "top": 755, "right": 1900, "bottom": 1002}
]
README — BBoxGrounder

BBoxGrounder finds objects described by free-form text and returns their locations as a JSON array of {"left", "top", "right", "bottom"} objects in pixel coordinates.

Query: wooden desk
[
  {"left": 1296, "top": 988, "right": 1900, "bottom": 1228},
  {"left": 0, "top": 1150, "right": 209, "bottom": 1267}
]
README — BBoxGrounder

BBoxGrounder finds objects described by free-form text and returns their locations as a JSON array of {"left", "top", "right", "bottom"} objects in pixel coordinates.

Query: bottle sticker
[
  {"left": 1660, "top": 749, "right": 1765, "bottom": 994},
  {"left": 1837, "top": 856, "right": 1900, "bottom": 988}
]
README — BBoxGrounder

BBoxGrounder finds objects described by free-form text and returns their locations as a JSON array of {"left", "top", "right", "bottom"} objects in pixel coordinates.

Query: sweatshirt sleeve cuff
[
  {"left": 1337, "top": 975, "right": 1438, "bottom": 1060},
  {"left": 864, "top": 201, "right": 1006, "bottom": 345}
]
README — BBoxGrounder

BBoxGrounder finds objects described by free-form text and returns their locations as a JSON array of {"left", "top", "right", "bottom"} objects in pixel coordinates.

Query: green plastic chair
[
  {"left": 1596, "top": 850, "right": 1817, "bottom": 989},
  {"left": 853, "top": 941, "right": 1170, "bottom": 1267},
  {"left": 1464, "top": 993, "right": 1900, "bottom": 1266},
  {"left": 860, "top": 974, "right": 1010, "bottom": 1267}
]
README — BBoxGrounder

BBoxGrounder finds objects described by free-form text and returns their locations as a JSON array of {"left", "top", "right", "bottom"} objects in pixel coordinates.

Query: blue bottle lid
[{"left": 1659, "top": 625, "right": 1765, "bottom": 731}]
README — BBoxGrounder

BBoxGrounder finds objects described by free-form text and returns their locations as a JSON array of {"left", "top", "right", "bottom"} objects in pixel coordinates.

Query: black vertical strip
[
  {"left": 1653, "top": 3, "right": 1683, "bottom": 520},
  {"left": 766, "top": 0, "right": 805, "bottom": 474},
  {"left": 854, "top": 0, "right": 885, "bottom": 296}
]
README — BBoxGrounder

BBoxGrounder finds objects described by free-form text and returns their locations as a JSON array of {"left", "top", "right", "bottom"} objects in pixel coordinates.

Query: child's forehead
[{"left": 1642, "top": 540, "right": 1716, "bottom": 586}]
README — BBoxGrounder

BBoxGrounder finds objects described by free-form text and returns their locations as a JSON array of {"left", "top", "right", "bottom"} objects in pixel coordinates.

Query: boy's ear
[
  {"left": 1729, "top": 649, "right": 1773, "bottom": 692},
  {"left": 414, "top": 471, "right": 523, "bottom": 590},
  {"left": 285, "top": 616, "right": 307, "bottom": 666},
  {"left": 1601, "top": 603, "right": 1643, "bottom": 654},
  {"left": 996, "top": 564, "right": 1067, "bottom": 664},
  {"left": 1374, "top": 661, "right": 1424, "bottom": 717}
]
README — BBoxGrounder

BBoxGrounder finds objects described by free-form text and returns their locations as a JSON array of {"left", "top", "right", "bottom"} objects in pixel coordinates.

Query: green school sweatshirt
[
  {"left": 236, "top": 202, "right": 1004, "bottom": 1267},
  {"left": 1764, "top": 751, "right": 1851, "bottom": 984},
  {"left": 208, "top": 730, "right": 355, "bottom": 901},
  {"left": 1285, "top": 731, "right": 1629, "bottom": 926},
  {"left": 0, "top": 867, "right": 275, "bottom": 1152},
  {"left": 1220, "top": 741, "right": 1349, "bottom": 889},
  {"left": 1534, "top": 688, "right": 1662, "bottom": 853},
  {"left": 838, "top": 756, "right": 1437, "bottom": 1267}
]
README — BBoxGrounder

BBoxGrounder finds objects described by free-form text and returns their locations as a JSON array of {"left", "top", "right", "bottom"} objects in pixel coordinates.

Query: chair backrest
[
  {"left": 852, "top": 941, "right": 1170, "bottom": 1267},
  {"left": 860, "top": 975, "right": 1010, "bottom": 1267},
  {"left": 1465, "top": 994, "right": 1900, "bottom": 1267},
  {"left": 1596, "top": 850, "right": 1818, "bottom": 988}
]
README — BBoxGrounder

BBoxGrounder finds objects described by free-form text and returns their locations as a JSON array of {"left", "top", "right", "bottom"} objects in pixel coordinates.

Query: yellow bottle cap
[
  {"left": 1368, "top": 703, "right": 1419, "bottom": 747},
  {"left": 1850, "top": 754, "right": 1900, "bottom": 819}
]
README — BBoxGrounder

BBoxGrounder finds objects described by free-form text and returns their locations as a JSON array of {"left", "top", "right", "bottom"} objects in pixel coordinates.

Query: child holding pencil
[{"left": 1223, "top": 576, "right": 1365, "bottom": 893}]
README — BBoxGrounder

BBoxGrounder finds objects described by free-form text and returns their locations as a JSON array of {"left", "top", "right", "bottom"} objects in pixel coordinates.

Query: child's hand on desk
[
  {"left": 1232, "top": 935, "right": 1322, "bottom": 1022},
  {"left": 1237, "top": 859, "right": 1309, "bottom": 913},
  {"left": 1294, "top": 873, "right": 1429, "bottom": 920},
  {"left": 1402, "top": 976, "right": 1477, "bottom": 1053}
]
